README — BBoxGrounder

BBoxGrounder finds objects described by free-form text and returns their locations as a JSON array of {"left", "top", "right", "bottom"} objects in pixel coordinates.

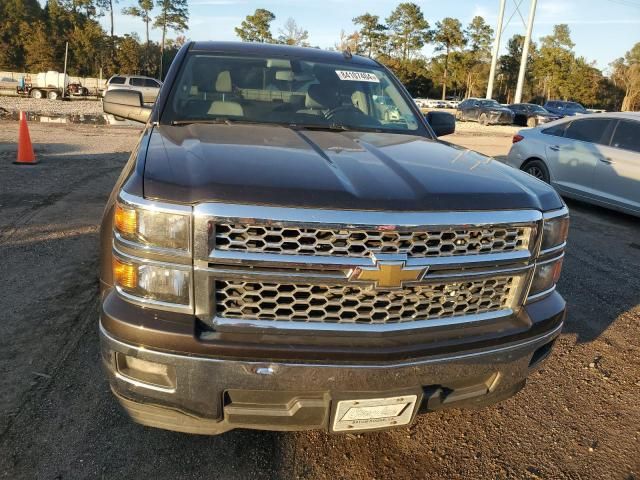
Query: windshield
[
  {"left": 162, "top": 53, "right": 423, "bottom": 133},
  {"left": 529, "top": 104, "right": 547, "bottom": 113},
  {"left": 479, "top": 99, "right": 501, "bottom": 108},
  {"left": 564, "top": 102, "right": 586, "bottom": 112}
]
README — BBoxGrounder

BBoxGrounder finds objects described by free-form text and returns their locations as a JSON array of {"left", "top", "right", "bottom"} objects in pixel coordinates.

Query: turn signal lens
[
  {"left": 113, "top": 255, "right": 191, "bottom": 306},
  {"left": 113, "top": 257, "right": 137, "bottom": 289},
  {"left": 114, "top": 204, "right": 137, "bottom": 236}
]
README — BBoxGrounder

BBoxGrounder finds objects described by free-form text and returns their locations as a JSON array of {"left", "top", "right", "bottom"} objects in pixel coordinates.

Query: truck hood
[{"left": 142, "top": 124, "right": 563, "bottom": 212}]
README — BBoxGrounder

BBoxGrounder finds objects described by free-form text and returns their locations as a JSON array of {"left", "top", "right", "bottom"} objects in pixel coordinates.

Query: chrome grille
[
  {"left": 215, "top": 276, "right": 520, "bottom": 325},
  {"left": 214, "top": 224, "right": 533, "bottom": 258}
]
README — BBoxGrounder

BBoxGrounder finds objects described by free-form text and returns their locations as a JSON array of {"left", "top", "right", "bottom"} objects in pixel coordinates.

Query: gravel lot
[
  {"left": 0, "top": 96, "right": 103, "bottom": 117},
  {"left": 0, "top": 119, "right": 638, "bottom": 479}
]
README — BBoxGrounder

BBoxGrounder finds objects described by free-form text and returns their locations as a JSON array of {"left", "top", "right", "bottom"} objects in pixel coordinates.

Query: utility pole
[
  {"left": 514, "top": 0, "right": 538, "bottom": 103},
  {"left": 486, "top": 0, "right": 506, "bottom": 99},
  {"left": 62, "top": 41, "right": 69, "bottom": 99}
]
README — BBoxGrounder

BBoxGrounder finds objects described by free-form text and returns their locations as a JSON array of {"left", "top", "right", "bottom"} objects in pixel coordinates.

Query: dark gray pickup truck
[{"left": 100, "top": 42, "right": 568, "bottom": 435}]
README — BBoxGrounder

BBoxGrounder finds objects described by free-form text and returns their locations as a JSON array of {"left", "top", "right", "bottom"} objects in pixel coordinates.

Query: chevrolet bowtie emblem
[{"left": 351, "top": 261, "right": 428, "bottom": 289}]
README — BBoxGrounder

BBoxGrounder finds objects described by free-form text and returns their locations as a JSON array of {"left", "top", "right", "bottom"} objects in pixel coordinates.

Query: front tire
[
  {"left": 522, "top": 159, "right": 550, "bottom": 183},
  {"left": 479, "top": 113, "right": 488, "bottom": 126},
  {"left": 526, "top": 117, "right": 537, "bottom": 128},
  {"left": 31, "top": 89, "right": 43, "bottom": 99}
]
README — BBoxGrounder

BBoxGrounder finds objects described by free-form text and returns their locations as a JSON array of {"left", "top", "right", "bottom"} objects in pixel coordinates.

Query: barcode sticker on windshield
[{"left": 335, "top": 70, "right": 380, "bottom": 83}]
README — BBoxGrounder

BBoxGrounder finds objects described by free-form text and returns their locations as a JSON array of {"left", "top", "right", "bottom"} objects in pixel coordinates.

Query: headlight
[
  {"left": 113, "top": 256, "right": 191, "bottom": 306},
  {"left": 115, "top": 200, "right": 190, "bottom": 252},
  {"left": 529, "top": 256, "right": 564, "bottom": 297},
  {"left": 540, "top": 213, "right": 570, "bottom": 251}
]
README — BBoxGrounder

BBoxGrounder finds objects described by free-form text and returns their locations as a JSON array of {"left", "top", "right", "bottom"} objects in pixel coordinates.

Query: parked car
[
  {"left": 105, "top": 74, "right": 162, "bottom": 103},
  {"left": 100, "top": 41, "right": 567, "bottom": 436},
  {"left": 445, "top": 98, "right": 460, "bottom": 109},
  {"left": 456, "top": 98, "right": 515, "bottom": 125},
  {"left": 543, "top": 100, "right": 588, "bottom": 117},
  {"left": 508, "top": 103, "right": 561, "bottom": 127},
  {"left": 507, "top": 112, "right": 640, "bottom": 216}
]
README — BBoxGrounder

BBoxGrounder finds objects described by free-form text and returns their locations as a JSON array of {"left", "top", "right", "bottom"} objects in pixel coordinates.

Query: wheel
[
  {"left": 31, "top": 89, "right": 43, "bottom": 99},
  {"left": 522, "top": 159, "right": 550, "bottom": 183},
  {"left": 479, "top": 113, "right": 488, "bottom": 126},
  {"left": 47, "top": 90, "right": 59, "bottom": 100},
  {"left": 455, "top": 110, "right": 464, "bottom": 121},
  {"left": 526, "top": 117, "right": 537, "bottom": 128}
]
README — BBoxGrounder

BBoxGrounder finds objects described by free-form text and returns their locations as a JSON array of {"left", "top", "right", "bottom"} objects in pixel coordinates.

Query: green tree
[
  {"left": 68, "top": 19, "right": 107, "bottom": 75},
  {"left": 499, "top": 34, "right": 537, "bottom": 102},
  {"left": 433, "top": 17, "right": 466, "bottom": 99},
  {"left": 352, "top": 13, "right": 387, "bottom": 57},
  {"left": 386, "top": 2, "right": 430, "bottom": 61},
  {"left": 22, "top": 21, "right": 58, "bottom": 71},
  {"left": 96, "top": 0, "right": 117, "bottom": 37},
  {"left": 466, "top": 16, "right": 492, "bottom": 58},
  {"left": 534, "top": 24, "right": 575, "bottom": 100},
  {"left": 123, "top": 0, "right": 154, "bottom": 71},
  {"left": 154, "top": 0, "right": 188, "bottom": 78},
  {"left": 0, "top": 0, "right": 42, "bottom": 69},
  {"left": 611, "top": 43, "right": 640, "bottom": 111},
  {"left": 277, "top": 18, "right": 309, "bottom": 46},
  {"left": 114, "top": 33, "right": 143, "bottom": 74},
  {"left": 235, "top": 8, "right": 276, "bottom": 43}
]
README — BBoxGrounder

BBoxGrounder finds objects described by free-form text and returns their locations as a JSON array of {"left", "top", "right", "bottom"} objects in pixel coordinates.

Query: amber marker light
[
  {"left": 114, "top": 204, "right": 137, "bottom": 236},
  {"left": 113, "top": 257, "right": 138, "bottom": 290}
]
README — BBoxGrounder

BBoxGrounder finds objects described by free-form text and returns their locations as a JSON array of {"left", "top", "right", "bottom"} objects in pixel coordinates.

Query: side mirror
[
  {"left": 103, "top": 90, "right": 151, "bottom": 123},
  {"left": 425, "top": 111, "right": 455, "bottom": 137}
]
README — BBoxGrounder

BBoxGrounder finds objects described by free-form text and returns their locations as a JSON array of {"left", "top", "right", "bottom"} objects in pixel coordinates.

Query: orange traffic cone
[{"left": 14, "top": 111, "right": 37, "bottom": 165}]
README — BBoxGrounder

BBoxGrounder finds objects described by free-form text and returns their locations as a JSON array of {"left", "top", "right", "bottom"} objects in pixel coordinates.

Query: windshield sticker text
[{"left": 335, "top": 70, "right": 380, "bottom": 83}]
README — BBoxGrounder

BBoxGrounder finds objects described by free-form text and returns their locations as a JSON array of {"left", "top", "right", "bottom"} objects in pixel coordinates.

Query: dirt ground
[{"left": 0, "top": 120, "right": 638, "bottom": 480}]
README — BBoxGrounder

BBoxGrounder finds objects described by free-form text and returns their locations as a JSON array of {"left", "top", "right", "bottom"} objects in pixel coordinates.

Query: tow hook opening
[{"left": 529, "top": 339, "right": 556, "bottom": 369}]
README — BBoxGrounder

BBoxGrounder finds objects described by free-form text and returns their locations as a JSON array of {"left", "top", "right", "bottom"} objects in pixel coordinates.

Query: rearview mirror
[
  {"left": 425, "top": 111, "right": 456, "bottom": 137},
  {"left": 103, "top": 90, "right": 151, "bottom": 123}
]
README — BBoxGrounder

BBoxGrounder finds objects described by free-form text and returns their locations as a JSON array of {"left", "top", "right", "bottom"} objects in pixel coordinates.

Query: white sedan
[{"left": 506, "top": 112, "right": 640, "bottom": 217}]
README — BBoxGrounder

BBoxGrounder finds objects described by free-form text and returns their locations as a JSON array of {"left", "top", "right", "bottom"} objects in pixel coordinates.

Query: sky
[{"left": 96, "top": 0, "right": 640, "bottom": 73}]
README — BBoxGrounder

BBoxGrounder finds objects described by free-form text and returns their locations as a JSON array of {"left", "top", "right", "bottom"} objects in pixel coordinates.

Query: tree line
[
  {"left": 0, "top": 0, "right": 638, "bottom": 110},
  {"left": 235, "top": 4, "right": 639, "bottom": 111},
  {"left": 0, "top": 0, "right": 188, "bottom": 79}
]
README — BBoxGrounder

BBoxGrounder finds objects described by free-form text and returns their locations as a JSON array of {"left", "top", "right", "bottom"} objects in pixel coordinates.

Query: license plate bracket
[{"left": 332, "top": 394, "right": 418, "bottom": 432}]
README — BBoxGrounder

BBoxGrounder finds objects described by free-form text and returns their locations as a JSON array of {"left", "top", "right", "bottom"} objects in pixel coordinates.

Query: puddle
[{"left": 0, "top": 110, "right": 137, "bottom": 126}]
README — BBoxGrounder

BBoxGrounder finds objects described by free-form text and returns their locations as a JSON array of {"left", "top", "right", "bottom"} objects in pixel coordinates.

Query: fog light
[{"left": 115, "top": 353, "right": 175, "bottom": 390}]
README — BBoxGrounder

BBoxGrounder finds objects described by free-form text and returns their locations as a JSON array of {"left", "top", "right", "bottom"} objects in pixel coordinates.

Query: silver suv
[{"left": 104, "top": 75, "right": 162, "bottom": 103}]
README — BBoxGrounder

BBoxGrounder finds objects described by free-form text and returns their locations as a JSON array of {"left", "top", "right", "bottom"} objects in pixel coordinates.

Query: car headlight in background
[
  {"left": 540, "top": 213, "right": 570, "bottom": 251},
  {"left": 113, "top": 256, "right": 191, "bottom": 306},
  {"left": 115, "top": 201, "right": 190, "bottom": 252}
]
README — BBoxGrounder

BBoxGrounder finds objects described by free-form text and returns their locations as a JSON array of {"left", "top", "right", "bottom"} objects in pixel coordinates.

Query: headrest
[
  {"left": 305, "top": 84, "right": 338, "bottom": 109},
  {"left": 215, "top": 71, "right": 232, "bottom": 93},
  {"left": 275, "top": 70, "right": 294, "bottom": 81}
]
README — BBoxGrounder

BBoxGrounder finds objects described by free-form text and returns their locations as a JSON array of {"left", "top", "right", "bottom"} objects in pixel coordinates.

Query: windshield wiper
[
  {"left": 170, "top": 118, "right": 261, "bottom": 126},
  {"left": 290, "top": 123, "right": 385, "bottom": 133}
]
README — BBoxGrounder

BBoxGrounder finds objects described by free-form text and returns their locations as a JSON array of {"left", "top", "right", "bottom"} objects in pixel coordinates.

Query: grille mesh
[
  {"left": 215, "top": 276, "right": 518, "bottom": 324},
  {"left": 214, "top": 224, "right": 532, "bottom": 258}
]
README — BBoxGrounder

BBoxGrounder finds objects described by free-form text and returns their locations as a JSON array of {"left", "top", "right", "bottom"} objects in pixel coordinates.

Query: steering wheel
[{"left": 324, "top": 104, "right": 364, "bottom": 121}]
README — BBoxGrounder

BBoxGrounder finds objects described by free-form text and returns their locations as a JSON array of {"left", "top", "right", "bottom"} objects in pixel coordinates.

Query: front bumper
[{"left": 100, "top": 294, "right": 565, "bottom": 435}]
